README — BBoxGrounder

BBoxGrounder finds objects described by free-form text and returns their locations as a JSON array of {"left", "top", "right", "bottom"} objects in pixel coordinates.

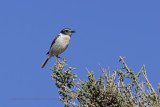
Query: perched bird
[{"left": 41, "top": 28, "right": 75, "bottom": 68}]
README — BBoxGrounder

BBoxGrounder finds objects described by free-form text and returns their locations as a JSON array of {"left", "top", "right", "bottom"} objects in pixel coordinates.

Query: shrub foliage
[{"left": 51, "top": 57, "right": 160, "bottom": 107}]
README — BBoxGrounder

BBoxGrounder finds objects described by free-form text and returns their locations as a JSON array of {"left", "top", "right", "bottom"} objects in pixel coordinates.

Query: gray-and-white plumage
[{"left": 41, "top": 28, "right": 75, "bottom": 68}]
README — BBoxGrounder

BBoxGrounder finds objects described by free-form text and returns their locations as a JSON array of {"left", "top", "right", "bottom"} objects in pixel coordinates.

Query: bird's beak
[{"left": 71, "top": 30, "right": 76, "bottom": 33}]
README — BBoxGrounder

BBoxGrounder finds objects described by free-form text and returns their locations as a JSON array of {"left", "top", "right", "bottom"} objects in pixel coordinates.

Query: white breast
[{"left": 50, "top": 33, "right": 70, "bottom": 56}]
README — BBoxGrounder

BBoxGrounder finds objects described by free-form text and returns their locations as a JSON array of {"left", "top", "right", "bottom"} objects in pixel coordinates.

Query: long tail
[{"left": 41, "top": 57, "right": 50, "bottom": 68}]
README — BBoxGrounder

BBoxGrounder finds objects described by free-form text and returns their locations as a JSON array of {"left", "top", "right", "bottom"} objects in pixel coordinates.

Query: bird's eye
[{"left": 65, "top": 30, "right": 68, "bottom": 32}]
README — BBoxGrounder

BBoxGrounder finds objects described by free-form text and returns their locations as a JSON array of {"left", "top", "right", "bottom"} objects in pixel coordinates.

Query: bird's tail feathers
[{"left": 41, "top": 57, "right": 50, "bottom": 68}]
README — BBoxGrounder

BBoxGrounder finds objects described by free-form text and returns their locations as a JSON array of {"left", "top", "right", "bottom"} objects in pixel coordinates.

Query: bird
[{"left": 41, "top": 28, "right": 75, "bottom": 68}]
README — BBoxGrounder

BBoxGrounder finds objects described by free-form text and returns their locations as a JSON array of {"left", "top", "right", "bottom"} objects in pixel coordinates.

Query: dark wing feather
[{"left": 46, "top": 35, "right": 60, "bottom": 55}]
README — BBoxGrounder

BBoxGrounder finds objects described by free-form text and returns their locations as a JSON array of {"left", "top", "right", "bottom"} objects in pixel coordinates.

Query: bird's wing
[{"left": 46, "top": 34, "right": 60, "bottom": 55}]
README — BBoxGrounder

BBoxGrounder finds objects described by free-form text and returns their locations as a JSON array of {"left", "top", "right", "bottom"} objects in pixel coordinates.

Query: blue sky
[{"left": 1, "top": 0, "right": 160, "bottom": 106}]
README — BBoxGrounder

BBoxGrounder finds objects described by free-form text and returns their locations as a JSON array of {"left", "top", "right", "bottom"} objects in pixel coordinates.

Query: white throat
[{"left": 59, "top": 33, "right": 70, "bottom": 37}]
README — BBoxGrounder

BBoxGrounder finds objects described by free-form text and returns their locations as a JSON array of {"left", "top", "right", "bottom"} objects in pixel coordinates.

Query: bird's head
[{"left": 60, "top": 28, "right": 75, "bottom": 36}]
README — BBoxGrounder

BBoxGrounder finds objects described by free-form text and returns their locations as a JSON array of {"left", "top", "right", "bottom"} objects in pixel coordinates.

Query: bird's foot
[
  {"left": 56, "top": 56, "right": 63, "bottom": 59},
  {"left": 55, "top": 56, "right": 67, "bottom": 64}
]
